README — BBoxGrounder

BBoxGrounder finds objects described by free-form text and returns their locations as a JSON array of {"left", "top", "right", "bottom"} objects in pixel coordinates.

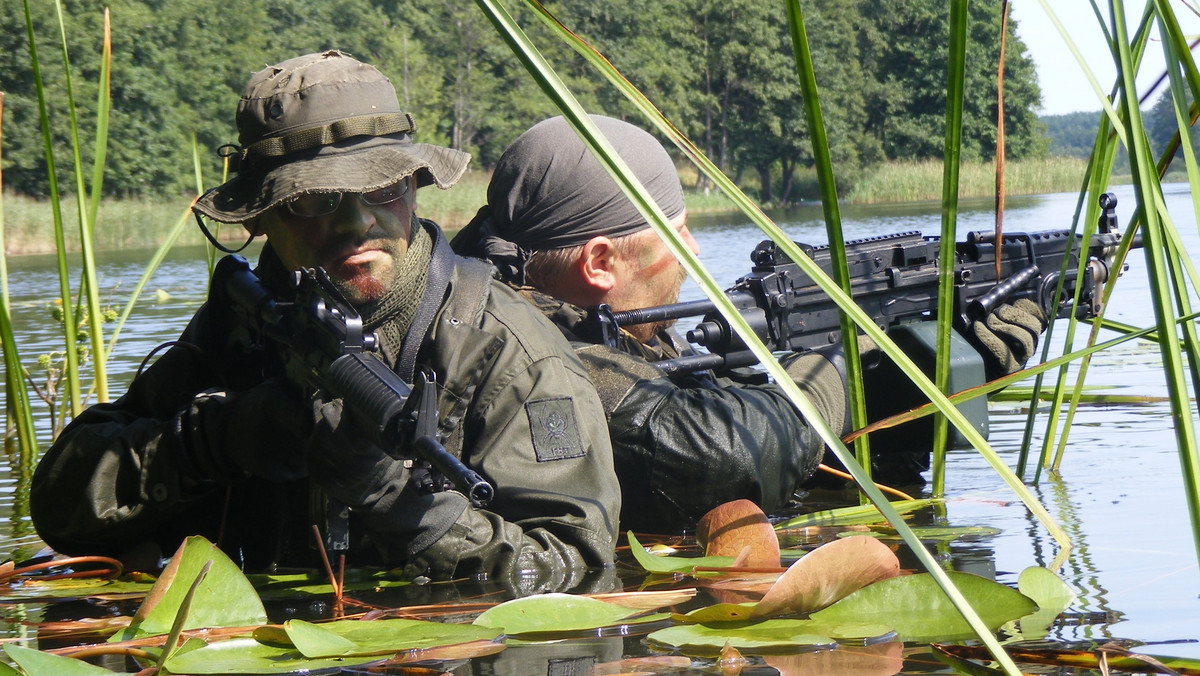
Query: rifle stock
[{"left": 209, "top": 254, "right": 494, "bottom": 507}]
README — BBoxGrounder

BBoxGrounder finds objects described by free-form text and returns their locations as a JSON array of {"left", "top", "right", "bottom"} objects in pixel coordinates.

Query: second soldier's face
[
  {"left": 609, "top": 212, "right": 698, "bottom": 341},
  {"left": 251, "top": 177, "right": 417, "bottom": 306}
]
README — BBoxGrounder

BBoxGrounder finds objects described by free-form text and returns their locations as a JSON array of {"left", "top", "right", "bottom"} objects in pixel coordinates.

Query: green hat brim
[{"left": 193, "top": 134, "right": 470, "bottom": 224}]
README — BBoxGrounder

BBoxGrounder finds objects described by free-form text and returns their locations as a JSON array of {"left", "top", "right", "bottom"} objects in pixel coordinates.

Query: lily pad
[
  {"left": 648, "top": 618, "right": 893, "bottom": 654},
  {"left": 282, "top": 618, "right": 502, "bottom": 658},
  {"left": 847, "top": 525, "right": 1002, "bottom": 542},
  {"left": 3, "top": 644, "right": 116, "bottom": 676},
  {"left": 674, "top": 602, "right": 759, "bottom": 624},
  {"left": 473, "top": 593, "right": 657, "bottom": 636},
  {"left": 775, "top": 499, "right": 941, "bottom": 529},
  {"left": 113, "top": 535, "right": 267, "bottom": 641},
  {"left": 752, "top": 535, "right": 900, "bottom": 617},
  {"left": 696, "top": 499, "right": 781, "bottom": 567},
  {"left": 161, "top": 636, "right": 383, "bottom": 674},
  {"left": 810, "top": 571, "right": 1037, "bottom": 642},
  {"left": 627, "top": 531, "right": 735, "bottom": 574},
  {"left": 1015, "top": 566, "right": 1077, "bottom": 639},
  {"left": 0, "top": 577, "right": 154, "bottom": 601},
  {"left": 763, "top": 641, "right": 905, "bottom": 675}
]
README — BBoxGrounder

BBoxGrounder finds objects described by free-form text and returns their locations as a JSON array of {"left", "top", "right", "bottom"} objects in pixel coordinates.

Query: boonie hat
[{"left": 194, "top": 50, "right": 470, "bottom": 224}]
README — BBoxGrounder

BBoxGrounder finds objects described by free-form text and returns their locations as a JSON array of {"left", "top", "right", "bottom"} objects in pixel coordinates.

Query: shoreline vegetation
[{"left": 2, "top": 157, "right": 1098, "bottom": 256}]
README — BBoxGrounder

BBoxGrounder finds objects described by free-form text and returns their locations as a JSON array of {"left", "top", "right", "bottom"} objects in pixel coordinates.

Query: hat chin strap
[{"left": 194, "top": 211, "right": 258, "bottom": 254}]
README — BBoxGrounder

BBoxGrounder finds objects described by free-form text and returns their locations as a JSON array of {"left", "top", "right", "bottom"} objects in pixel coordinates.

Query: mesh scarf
[{"left": 358, "top": 214, "right": 433, "bottom": 360}]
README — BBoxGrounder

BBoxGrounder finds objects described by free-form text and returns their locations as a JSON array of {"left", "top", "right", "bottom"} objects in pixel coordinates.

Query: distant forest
[
  {"left": 1039, "top": 87, "right": 1197, "bottom": 175},
  {"left": 4, "top": 0, "right": 1070, "bottom": 203}
]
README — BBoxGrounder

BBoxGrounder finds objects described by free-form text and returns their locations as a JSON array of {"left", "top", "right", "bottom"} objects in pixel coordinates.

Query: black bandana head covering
[{"left": 450, "top": 115, "right": 684, "bottom": 283}]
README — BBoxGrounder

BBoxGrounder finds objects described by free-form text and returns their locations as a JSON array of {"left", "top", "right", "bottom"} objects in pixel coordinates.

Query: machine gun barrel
[
  {"left": 212, "top": 254, "right": 494, "bottom": 506},
  {"left": 596, "top": 192, "right": 1137, "bottom": 375}
]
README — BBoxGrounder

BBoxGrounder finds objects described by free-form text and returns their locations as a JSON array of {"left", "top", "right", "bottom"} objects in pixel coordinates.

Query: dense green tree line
[{"left": 1, "top": 0, "right": 1044, "bottom": 203}]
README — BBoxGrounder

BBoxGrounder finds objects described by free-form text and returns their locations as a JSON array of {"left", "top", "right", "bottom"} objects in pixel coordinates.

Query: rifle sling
[{"left": 398, "top": 228, "right": 455, "bottom": 383}]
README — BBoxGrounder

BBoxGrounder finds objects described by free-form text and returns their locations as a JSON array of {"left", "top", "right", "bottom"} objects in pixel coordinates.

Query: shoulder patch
[{"left": 526, "top": 397, "right": 586, "bottom": 462}]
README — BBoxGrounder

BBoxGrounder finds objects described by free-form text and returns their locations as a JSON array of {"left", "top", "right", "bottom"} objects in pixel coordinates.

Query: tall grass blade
[
  {"left": 0, "top": 92, "right": 40, "bottom": 523},
  {"left": 930, "top": 0, "right": 971, "bottom": 497},
  {"left": 783, "top": 0, "right": 870, "bottom": 490},
  {"left": 1109, "top": 0, "right": 1200, "bottom": 562},
  {"left": 494, "top": 2, "right": 1042, "bottom": 669},
  {"left": 22, "top": 0, "right": 81, "bottom": 417},
  {"left": 51, "top": 0, "right": 108, "bottom": 404}
]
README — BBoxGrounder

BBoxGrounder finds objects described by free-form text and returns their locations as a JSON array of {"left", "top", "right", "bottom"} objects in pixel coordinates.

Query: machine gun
[
  {"left": 599, "top": 192, "right": 1136, "bottom": 376},
  {"left": 209, "top": 254, "right": 494, "bottom": 508}
]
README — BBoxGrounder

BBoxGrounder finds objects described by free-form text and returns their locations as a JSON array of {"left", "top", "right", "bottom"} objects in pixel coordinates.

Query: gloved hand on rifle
[
  {"left": 968, "top": 299, "right": 1048, "bottom": 379},
  {"left": 175, "top": 377, "right": 311, "bottom": 485},
  {"left": 304, "top": 396, "right": 469, "bottom": 564}
]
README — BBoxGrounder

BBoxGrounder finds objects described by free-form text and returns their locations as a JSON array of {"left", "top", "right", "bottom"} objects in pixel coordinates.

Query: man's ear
[{"left": 578, "top": 236, "right": 617, "bottom": 292}]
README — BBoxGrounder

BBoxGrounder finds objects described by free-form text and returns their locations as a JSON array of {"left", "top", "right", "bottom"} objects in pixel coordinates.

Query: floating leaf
[
  {"left": 846, "top": 525, "right": 1001, "bottom": 542},
  {"left": 591, "top": 655, "right": 692, "bottom": 674},
  {"left": 473, "top": 593, "right": 654, "bottom": 636},
  {"left": 3, "top": 644, "right": 116, "bottom": 675},
  {"left": 775, "top": 499, "right": 941, "bottom": 529},
  {"left": 283, "top": 618, "right": 502, "bottom": 658},
  {"left": 648, "top": 617, "right": 896, "bottom": 654},
  {"left": 0, "top": 577, "right": 154, "bottom": 600},
  {"left": 810, "top": 572, "right": 1037, "bottom": 642},
  {"left": 588, "top": 588, "right": 697, "bottom": 610},
  {"left": 627, "top": 531, "right": 735, "bottom": 574},
  {"left": 934, "top": 643, "right": 1200, "bottom": 675},
  {"left": 162, "top": 636, "right": 382, "bottom": 674},
  {"left": 763, "top": 641, "right": 905, "bottom": 676},
  {"left": 114, "top": 536, "right": 267, "bottom": 641},
  {"left": 1014, "top": 566, "right": 1077, "bottom": 640},
  {"left": 752, "top": 536, "right": 901, "bottom": 617},
  {"left": 696, "top": 499, "right": 781, "bottom": 567},
  {"left": 674, "top": 603, "right": 759, "bottom": 624}
]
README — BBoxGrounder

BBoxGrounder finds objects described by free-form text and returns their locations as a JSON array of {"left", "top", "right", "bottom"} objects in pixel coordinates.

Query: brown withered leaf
[
  {"left": 718, "top": 641, "right": 749, "bottom": 675},
  {"left": 751, "top": 536, "right": 900, "bottom": 618},
  {"left": 590, "top": 655, "right": 693, "bottom": 675},
  {"left": 696, "top": 500, "right": 780, "bottom": 568}
]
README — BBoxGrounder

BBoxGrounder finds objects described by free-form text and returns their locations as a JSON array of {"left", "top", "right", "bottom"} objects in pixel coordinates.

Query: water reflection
[{"left": 2, "top": 185, "right": 1199, "bottom": 662}]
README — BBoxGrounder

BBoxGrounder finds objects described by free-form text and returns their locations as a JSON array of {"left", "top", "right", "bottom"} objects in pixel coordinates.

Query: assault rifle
[
  {"left": 596, "top": 192, "right": 1136, "bottom": 376},
  {"left": 209, "top": 254, "right": 494, "bottom": 507}
]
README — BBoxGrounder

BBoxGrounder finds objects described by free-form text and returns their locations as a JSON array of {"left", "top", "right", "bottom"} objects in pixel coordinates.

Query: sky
[{"left": 1008, "top": 0, "right": 1200, "bottom": 116}]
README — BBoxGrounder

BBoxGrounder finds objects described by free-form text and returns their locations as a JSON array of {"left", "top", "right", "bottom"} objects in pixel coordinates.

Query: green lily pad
[
  {"left": 283, "top": 618, "right": 502, "bottom": 658},
  {"left": 473, "top": 593, "right": 657, "bottom": 636},
  {"left": 775, "top": 499, "right": 941, "bottom": 529},
  {"left": 1015, "top": 566, "right": 1077, "bottom": 639},
  {"left": 674, "top": 603, "right": 759, "bottom": 623},
  {"left": 627, "top": 531, "right": 735, "bottom": 574},
  {"left": 113, "top": 535, "right": 267, "bottom": 641},
  {"left": 845, "top": 525, "right": 1002, "bottom": 542},
  {"left": 161, "top": 636, "right": 383, "bottom": 674},
  {"left": 3, "top": 644, "right": 117, "bottom": 675},
  {"left": 647, "top": 618, "right": 897, "bottom": 654},
  {"left": 0, "top": 577, "right": 155, "bottom": 601},
  {"left": 811, "top": 572, "right": 1037, "bottom": 642}
]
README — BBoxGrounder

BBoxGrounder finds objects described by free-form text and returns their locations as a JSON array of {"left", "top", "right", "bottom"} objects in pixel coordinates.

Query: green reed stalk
[
  {"left": 1111, "top": 0, "right": 1200, "bottom": 561},
  {"left": 0, "top": 93, "right": 41, "bottom": 483},
  {"left": 51, "top": 0, "right": 109, "bottom": 404},
  {"left": 929, "top": 0, "right": 970, "bottom": 497},
  {"left": 493, "top": 2, "right": 1049, "bottom": 668},
  {"left": 22, "top": 0, "right": 81, "bottom": 417},
  {"left": 783, "top": 0, "right": 871, "bottom": 491}
]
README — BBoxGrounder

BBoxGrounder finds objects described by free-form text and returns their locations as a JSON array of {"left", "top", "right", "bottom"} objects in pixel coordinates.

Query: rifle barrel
[{"left": 611, "top": 299, "right": 715, "bottom": 327}]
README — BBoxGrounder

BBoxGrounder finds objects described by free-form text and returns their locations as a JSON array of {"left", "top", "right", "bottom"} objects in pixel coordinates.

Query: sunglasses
[{"left": 283, "top": 179, "right": 411, "bottom": 218}]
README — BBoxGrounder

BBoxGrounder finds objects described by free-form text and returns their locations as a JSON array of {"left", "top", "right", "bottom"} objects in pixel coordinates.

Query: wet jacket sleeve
[
  {"left": 29, "top": 314, "right": 226, "bottom": 558},
  {"left": 575, "top": 344, "right": 826, "bottom": 532},
  {"left": 322, "top": 286, "right": 621, "bottom": 589}
]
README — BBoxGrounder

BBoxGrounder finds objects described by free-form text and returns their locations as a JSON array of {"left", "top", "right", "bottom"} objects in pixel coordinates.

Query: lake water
[{"left": 2, "top": 184, "right": 1199, "bottom": 672}]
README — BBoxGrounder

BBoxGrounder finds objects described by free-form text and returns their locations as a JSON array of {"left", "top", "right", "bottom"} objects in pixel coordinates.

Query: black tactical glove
[
  {"left": 176, "top": 378, "right": 311, "bottom": 485},
  {"left": 969, "top": 299, "right": 1048, "bottom": 379},
  {"left": 306, "top": 397, "right": 468, "bottom": 562}
]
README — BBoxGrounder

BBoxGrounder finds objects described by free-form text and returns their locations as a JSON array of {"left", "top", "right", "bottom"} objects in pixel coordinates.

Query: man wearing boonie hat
[
  {"left": 31, "top": 51, "right": 621, "bottom": 587},
  {"left": 452, "top": 115, "right": 1048, "bottom": 527}
]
